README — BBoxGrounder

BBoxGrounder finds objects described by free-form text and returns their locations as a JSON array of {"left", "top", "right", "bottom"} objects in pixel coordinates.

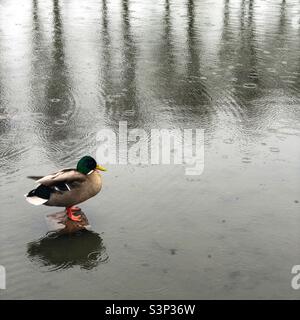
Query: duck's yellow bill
[{"left": 96, "top": 164, "right": 107, "bottom": 171}]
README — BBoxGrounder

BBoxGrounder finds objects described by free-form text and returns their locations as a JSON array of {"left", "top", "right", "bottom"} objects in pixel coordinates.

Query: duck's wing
[
  {"left": 27, "top": 175, "right": 44, "bottom": 181},
  {"left": 25, "top": 168, "right": 87, "bottom": 206},
  {"left": 27, "top": 167, "right": 74, "bottom": 181},
  {"left": 35, "top": 169, "right": 86, "bottom": 191}
]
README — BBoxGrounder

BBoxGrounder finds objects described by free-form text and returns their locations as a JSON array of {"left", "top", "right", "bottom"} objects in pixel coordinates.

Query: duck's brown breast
[
  {"left": 87, "top": 170, "right": 102, "bottom": 195},
  {"left": 46, "top": 171, "right": 102, "bottom": 207}
]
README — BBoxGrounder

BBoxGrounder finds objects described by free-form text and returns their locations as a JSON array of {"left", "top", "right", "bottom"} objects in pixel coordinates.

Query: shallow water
[{"left": 0, "top": 0, "right": 300, "bottom": 299}]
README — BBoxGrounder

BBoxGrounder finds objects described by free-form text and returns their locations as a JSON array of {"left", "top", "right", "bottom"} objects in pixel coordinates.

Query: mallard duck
[{"left": 25, "top": 156, "right": 106, "bottom": 221}]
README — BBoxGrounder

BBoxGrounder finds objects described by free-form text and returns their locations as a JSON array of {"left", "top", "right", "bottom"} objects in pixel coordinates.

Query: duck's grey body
[
  {"left": 45, "top": 171, "right": 102, "bottom": 207},
  {"left": 26, "top": 169, "right": 102, "bottom": 207}
]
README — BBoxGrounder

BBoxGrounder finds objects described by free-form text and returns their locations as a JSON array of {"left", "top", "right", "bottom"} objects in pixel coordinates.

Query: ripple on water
[
  {"left": 269, "top": 147, "right": 280, "bottom": 153},
  {"left": 55, "top": 132, "right": 96, "bottom": 163},
  {"left": 0, "top": 143, "right": 31, "bottom": 168},
  {"left": 61, "top": 139, "right": 78, "bottom": 147},
  {"left": 27, "top": 231, "right": 108, "bottom": 272},
  {"left": 278, "top": 127, "right": 300, "bottom": 137},
  {"left": 223, "top": 138, "right": 234, "bottom": 144},
  {"left": 215, "top": 89, "right": 247, "bottom": 128},
  {"left": 282, "top": 79, "right": 296, "bottom": 84},
  {"left": 243, "top": 83, "right": 257, "bottom": 89},
  {"left": 0, "top": 106, "right": 18, "bottom": 118},
  {"left": 31, "top": 112, "right": 45, "bottom": 119},
  {"left": 242, "top": 157, "right": 252, "bottom": 164},
  {"left": 54, "top": 119, "right": 67, "bottom": 126},
  {"left": 29, "top": 88, "right": 81, "bottom": 157},
  {"left": 50, "top": 98, "right": 61, "bottom": 103},
  {"left": 248, "top": 72, "right": 259, "bottom": 79},
  {"left": 123, "top": 109, "right": 135, "bottom": 116}
]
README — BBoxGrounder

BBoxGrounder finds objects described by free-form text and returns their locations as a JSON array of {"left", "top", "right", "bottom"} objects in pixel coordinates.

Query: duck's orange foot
[{"left": 66, "top": 206, "right": 82, "bottom": 221}]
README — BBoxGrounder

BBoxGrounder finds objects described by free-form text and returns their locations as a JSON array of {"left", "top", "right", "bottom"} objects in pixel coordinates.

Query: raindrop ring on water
[
  {"left": 54, "top": 119, "right": 67, "bottom": 125},
  {"left": 50, "top": 98, "right": 61, "bottom": 103},
  {"left": 243, "top": 83, "right": 257, "bottom": 89},
  {"left": 87, "top": 251, "right": 101, "bottom": 261}
]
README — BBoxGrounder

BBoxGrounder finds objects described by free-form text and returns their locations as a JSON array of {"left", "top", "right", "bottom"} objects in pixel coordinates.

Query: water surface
[{"left": 0, "top": 0, "right": 300, "bottom": 299}]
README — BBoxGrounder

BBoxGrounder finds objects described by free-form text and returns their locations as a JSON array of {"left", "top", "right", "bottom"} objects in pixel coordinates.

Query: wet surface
[
  {"left": 0, "top": 0, "right": 300, "bottom": 299},
  {"left": 27, "top": 231, "right": 108, "bottom": 271}
]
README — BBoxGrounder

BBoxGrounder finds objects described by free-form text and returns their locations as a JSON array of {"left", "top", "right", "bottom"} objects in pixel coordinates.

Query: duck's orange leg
[{"left": 66, "top": 206, "right": 82, "bottom": 221}]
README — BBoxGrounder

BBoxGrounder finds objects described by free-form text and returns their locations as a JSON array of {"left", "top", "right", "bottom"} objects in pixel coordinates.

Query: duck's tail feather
[
  {"left": 25, "top": 196, "right": 48, "bottom": 205},
  {"left": 27, "top": 175, "right": 44, "bottom": 181},
  {"left": 25, "top": 185, "right": 52, "bottom": 206}
]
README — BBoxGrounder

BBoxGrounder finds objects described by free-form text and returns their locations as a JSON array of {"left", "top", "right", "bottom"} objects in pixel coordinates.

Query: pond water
[{"left": 0, "top": 0, "right": 300, "bottom": 299}]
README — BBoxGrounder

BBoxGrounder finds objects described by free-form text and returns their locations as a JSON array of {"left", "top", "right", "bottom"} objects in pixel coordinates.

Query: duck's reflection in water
[{"left": 27, "top": 231, "right": 108, "bottom": 271}]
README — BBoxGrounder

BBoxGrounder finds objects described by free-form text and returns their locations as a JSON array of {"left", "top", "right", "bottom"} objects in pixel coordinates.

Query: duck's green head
[{"left": 77, "top": 156, "right": 107, "bottom": 175}]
